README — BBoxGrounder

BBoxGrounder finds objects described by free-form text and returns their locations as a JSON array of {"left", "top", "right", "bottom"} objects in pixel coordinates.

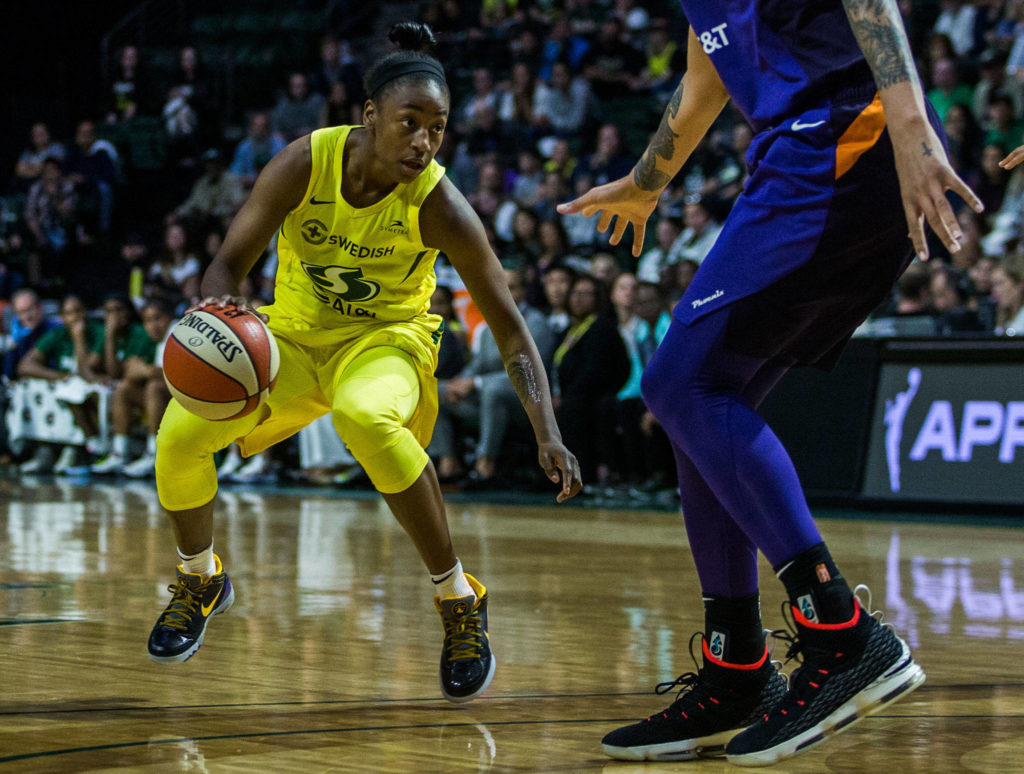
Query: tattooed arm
[
  {"left": 558, "top": 26, "right": 729, "bottom": 256},
  {"left": 842, "top": 0, "right": 983, "bottom": 258},
  {"left": 421, "top": 177, "right": 582, "bottom": 502}
]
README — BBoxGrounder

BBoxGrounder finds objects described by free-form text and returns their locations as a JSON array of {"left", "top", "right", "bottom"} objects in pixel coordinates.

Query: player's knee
[{"left": 331, "top": 398, "right": 399, "bottom": 448}]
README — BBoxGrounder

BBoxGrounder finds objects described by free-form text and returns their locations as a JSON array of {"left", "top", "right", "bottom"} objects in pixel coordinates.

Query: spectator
[
  {"left": 162, "top": 85, "right": 200, "bottom": 166},
  {"left": 933, "top": 0, "right": 979, "bottom": 58},
  {"left": 325, "top": 81, "right": 363, "bottom": 127},
  {"left": 636, "top": 215, "right": 683, "bottom": 284},
  {"left": 456, "top": 67, "right": 501, "bottom": 135},
  {"left": 926, "top": 57, "right": 972, "bottom": 122},
  {"left": 91, "top": 297, "right": 174, "bottom": 477},
  {"left": 552, "top": 273, "right": 630, "bottom": 484},
  {"left": 147, "top": 220, "right": 200, "bottom": 304},
  {"left": 992, "top": 252, "right": 1024, "bottom": 333},
  {"left": 894, "top": 261, "right": 935, "bottom": 314},
  {"left": 533, "top": 61, "right": 594, "bottom": 139},
  {"left": 574, "top": 123, "right": 636, "bottom": 187},
  {"left": 590, "top": 252, "right": 621, "bottom": 286},
  {"left": 971, "top": 142, "right": 1012, "bottom": 213},
  {"left": 431, "top": 268, "right": 554, "bottom": 485},
  {"left": 561, "top": 174, "right": 602, "bottom": 251},
  {"left": 502, "top": 207, "right": 541, "bottom": 269},
  {"left": 174, "top": 149, "right": 245, "bottom": 227},
  {"left": 497, "top": 61, "right": 539, "bottom": 145},
  {"left": 943, "top": 102, "right": 982, "bottom": 175},
  {"left": 310, "top": 37, "right": 365, "bottom": 106},
  {"left": 15, "top": 294, "right": 105, "bottom": 473},
  {"left": 542, "top": 263, "right": 574, "bottom": 335},
  {"left": 984, "top": 93, "right": 1024, "bottom": 151},
  {"left": 24, "top": 157, "right": 75, "bottom": 283},
  {"left": 467, "top": 160, "right": 505, "bottom": 222},
  {"left": 431, "top": 284, "right": 468, "bottom": 381},
  {"left": 230, "top": 112, "right": 287, "bottom": 191},
  {"left": 64, "top": 120, "right": 119, "bottom": 236},
  {"left": 580, "top": 17, "right": 646, "bottom": 100},
  {"left": 170, "top": 46, "right": 216, "bottom": 127},
  {"left": 508, "top": 149, "right": 544, "bottom": 208},
  {"left": 538, "top": 17, "right": 590, "bottom": 83},
  {"left": 637, "top": 18, "right": 684, "bottom": 98},
  {"left": 674, "top": 197, "right": 724, "bottom": 265},
  {"left": 108, "top": 44, "right": 153, "bottom": 122},
  {"left": 272, "top": 72, "right": 327, "bottom": 142},
  {"left": 543, "top": 138, "right": 578, "bottom": 181},
  {"left": 2, "top": 288, "right": 58, "bottom": 380},
  {"left": 534, "top": 170, "right": 569, "bottom": 222},
  {"left": 13, "top": 122, "right": 65, "bottom": 193},
  {"left": 973, "top": 49, "right": 1024, "bottom": 121}
]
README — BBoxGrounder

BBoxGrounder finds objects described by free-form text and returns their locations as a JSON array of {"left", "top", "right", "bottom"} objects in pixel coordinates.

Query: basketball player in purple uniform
[{"left": 559, "top": 0, "right": 983, "bottom": 766}]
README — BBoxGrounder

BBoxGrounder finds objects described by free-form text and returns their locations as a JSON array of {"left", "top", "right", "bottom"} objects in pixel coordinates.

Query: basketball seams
[{"left": 170, "top": 310, "right": 259, "bottom": 393}]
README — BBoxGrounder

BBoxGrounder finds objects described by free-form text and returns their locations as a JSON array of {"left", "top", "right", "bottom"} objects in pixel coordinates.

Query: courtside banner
[{"left": 863, "top": 363, "right": 1024, "bottom": 503}]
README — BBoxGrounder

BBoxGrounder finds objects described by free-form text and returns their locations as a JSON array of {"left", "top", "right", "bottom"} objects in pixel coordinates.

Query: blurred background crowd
[{"left": 2, "top": 0, "right": 1024, "bottom": 495}]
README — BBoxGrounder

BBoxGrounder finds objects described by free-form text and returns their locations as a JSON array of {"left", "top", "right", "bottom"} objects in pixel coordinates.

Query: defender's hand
[{"left": 557, "top": 175, "right": 661, "bottom": 258}]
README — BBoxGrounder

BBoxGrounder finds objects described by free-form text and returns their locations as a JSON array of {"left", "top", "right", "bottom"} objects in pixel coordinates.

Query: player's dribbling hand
[
  {"left": 538, "top": 441, "right": 583, "bottom": 503},
  {"left": 557, "top": 175, "right": 661, "bottom": 258},
  {"left": 188, "top": 294, "right": 269, "bottom": 323}
]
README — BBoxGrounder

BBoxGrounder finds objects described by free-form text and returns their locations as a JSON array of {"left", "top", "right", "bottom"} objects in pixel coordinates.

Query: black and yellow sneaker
[
  {"left": 148, "top": 554, "right": 234, "bottom": 663},
  {"left": 602, "top": 633, "right": 787, "bottom": 761},
  {"left": 435, "top": 573, "right": 495, "bottom": 703}
]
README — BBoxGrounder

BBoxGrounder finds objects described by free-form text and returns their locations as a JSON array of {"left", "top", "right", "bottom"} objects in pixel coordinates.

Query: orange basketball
[{"left": 162, "top": 304, "right": 280, "bottom": 421}]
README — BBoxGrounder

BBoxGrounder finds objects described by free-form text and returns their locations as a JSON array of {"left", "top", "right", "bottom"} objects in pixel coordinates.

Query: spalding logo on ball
[{"left": 163, "top": 304, "right": 280, "bottom": 421}]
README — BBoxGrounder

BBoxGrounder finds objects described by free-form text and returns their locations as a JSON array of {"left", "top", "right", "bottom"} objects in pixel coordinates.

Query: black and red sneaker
[
  {"left": 726, "top": 585, "right": 925, "bottom": 767},
  {"left": 602, "top": 633, "right": 787, "bottom": 761}
]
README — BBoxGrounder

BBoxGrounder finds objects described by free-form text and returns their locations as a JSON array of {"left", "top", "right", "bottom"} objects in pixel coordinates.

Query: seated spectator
[
  {"left": 162, "top": 85, "right": 200, "bottom": 166},
  {"left": 893, "top": 261, "right": 935, "bottom": 315},
  {"left": 64, "top": 120, "right": 119, "bottom": 236},
  {"left": 230, "top": 112, "right": 287, "bottom": 191},
  {"left": 552, "top": 273, "right": 629, "bottom": 484},
  {"left": 934, "top": 0, "right": 979, "bottom": 58},
  {"left": 560, "top": 173, "right": 601, "bottom": 252},
  {"left": 14, "top": 294, "right": 105, "bottom": 473},
  {"left": 992, "top": 252, "right": 1024, "bottom": 334},
  {"left": 91, "top": 297, "right": 174, "bottom": 477},
  {"left": 971, "top": 142, "right": 1012, "bottom": 213},
  {"left": 574, "top": 123, "right": 636, "bottom": 187},
  {"left": 636, "top": 215, "right": 683, "bottom": 284},
  {"left": 508, "top": 149, "right": 544, "bottom": 208},
  {"left": 674, "top": 196, "right": 723, "bottom": 265},
  {"left": 580, "top": 17, "right": 646, "bottom": 100},
  {"left": 24, "top": 157, "right": 76, "bottom": 284},
  {"left": 174, "top": 149, "right": 245, "bottom": 228},
  {"left": 107, "top": 44, "right": 155, "bottom": 122},
  {"left": 467, "top": 160, "right": 505, "bottom": 222},
  {"left": 636, "top": 18, "right": 684, "bottom": 99},
  {"left": 590, "top": 252, "right": 621, "bottom": 286},
  {"left": 973, "top": 49, "right": 1024, "bottom": 122},
  {"left": 543, "top": 137, "right": 579, "bottom": 180},
  {"left": 310, "top": 36, "right": 364, "bottom": 107},
  {"left": 635, "top": 279, "right": 672, "bottom": 345},
  {"left": 272, "top": 72, "right": 327, "bottom": 142},
  {"left": 501, "top": 207, "right": 541, "bottom": 269},
  {"left": 542, "top": 263, "right": 574, "bottom": 335},
  {"left": 970, "top": 253, "right": 998, "bottom": 298},
  {"left": 430, "top": 268, "right": 553, "bottom": 485},
  {"left": 325, "top": 81, "right": 363, "bottom": 127},
  {"left": 534, "top": 170, "right": 569, "bottom": 222},
  {"left": 147, "top": 220, "right": 201, "bottom": 304},
  {"left": 926, "top": 58, "right": 973, "bottom": 123},
  {"left": 13, "top": 122, "right": 65, "bottom": 193},
  {"left": 497, "top": 62, "right": 539, "bottom": 146},
  {"left": 538, "top": 17, "right": 590, "bottom": 83},
  {"left": 984, "top": 93, "right": 1024, "bottom": 153},
  {"left": 431, "top": 284, "right": 468, "bottom": 381},
  {"left": 943, "top": 103, "right": 982, "bottom": 175},
  {"left": 533, "top": 61, "right": 594, "bottom": 139},
  {"left": 171, "top": 46, "right": 217, "bottom": 131},
  {"left": 2, "top": 288, "right": 58, "bottom": 381},
  {"left": 456, "top": 67, "right": 501, "bottom": 135}
]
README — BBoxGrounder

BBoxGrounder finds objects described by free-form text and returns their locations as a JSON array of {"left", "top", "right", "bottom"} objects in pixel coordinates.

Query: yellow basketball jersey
[{"left": 270, "top": 125, "right": 445, "bottom": 338}]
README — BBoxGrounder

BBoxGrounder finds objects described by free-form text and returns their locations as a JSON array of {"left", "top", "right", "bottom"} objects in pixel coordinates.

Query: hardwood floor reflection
[{"left": 1, "top": 477, "right": 1022, "bottom": 772}]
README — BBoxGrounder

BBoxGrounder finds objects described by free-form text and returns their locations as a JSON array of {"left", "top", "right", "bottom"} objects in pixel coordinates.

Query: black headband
[{"left": 368, "top": 59, "right": 446, "bottom": 98}]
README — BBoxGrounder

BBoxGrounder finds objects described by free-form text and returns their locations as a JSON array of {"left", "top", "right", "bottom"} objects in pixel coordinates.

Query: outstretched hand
[
  {"left": 1000, "top": 144, "right": 1024, "bottom": 171},
  {"left": 556, "top": 175, "right": 661, "bottom": 258},
  {"left": 189, "top": 294, "right": 269, "bottom": 323},
  {"left": 891, "top": 120, "right": 983, "bottom": 260},
  {"left": 537, "top": 441, "right": 583, "bottom": 503}
]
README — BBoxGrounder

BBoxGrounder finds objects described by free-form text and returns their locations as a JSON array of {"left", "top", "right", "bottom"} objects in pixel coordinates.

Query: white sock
[
  {"left": 178, "top": 544, "right": 217, "bottom": 577},
  {"left": 111, "top": 434, "right": 129, "bottom": 458},
  {"left": 145, "top": 435, "right": 157, "bottom": 456},
  {"left": 431, "top": 558, "right": 474, "bottom": 600}
]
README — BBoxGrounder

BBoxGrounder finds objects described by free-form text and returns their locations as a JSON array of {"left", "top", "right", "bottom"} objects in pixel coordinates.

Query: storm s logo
[{"left": 301, "top": 262, "right": 381, "bottom": 303}]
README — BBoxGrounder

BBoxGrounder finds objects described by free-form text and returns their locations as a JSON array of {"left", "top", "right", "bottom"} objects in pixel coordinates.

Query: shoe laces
[
  {"left": 646, "top": 632, "right": 720, "bottom": 722},
  {"left": 442, "top": 606, "right": 486, "bottom": 661},
  {"left": 157, "top": 578, "right": 209, "bottom": 632}
]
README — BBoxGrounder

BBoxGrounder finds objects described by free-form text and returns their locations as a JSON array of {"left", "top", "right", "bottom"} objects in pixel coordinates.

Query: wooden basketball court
[{"left": 2, "top": 477, "right": 1022, "bottom": 771}]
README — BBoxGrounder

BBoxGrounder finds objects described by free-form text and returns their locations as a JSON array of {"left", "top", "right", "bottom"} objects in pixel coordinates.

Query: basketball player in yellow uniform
[{"left": 147, "top": 23, "right": 582, "bottom": 703}]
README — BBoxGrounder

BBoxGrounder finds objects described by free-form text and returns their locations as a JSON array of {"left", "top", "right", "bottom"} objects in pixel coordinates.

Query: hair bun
[{"left": 388, "top": 22, "right": 436, "bottom": 53}]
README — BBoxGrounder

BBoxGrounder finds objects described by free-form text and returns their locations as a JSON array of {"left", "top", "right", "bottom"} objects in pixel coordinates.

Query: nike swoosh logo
[
  {"left": 309, "top": 197, "right": 335, "bottom": 205},
  {"left": 791, "top": 119, "right": 826, "bottom": 131},
  {"left": 201, "top": 596, "right": 219, "bottom": 617}
]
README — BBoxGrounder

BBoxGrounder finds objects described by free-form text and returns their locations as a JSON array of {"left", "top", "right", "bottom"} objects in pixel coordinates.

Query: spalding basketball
[{"left": 163, "top": 305, "right": 280, "bottom": 421}]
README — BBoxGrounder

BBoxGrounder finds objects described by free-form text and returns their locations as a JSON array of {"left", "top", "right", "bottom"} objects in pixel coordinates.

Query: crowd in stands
[{"left": 2, "top": 0, "right": 1024, "bottom": 493}]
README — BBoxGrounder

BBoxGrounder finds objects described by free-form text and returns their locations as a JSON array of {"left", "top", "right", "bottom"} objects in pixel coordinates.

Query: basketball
[{"left": 162, "top": 305, "right": 280, "bottom": 421}]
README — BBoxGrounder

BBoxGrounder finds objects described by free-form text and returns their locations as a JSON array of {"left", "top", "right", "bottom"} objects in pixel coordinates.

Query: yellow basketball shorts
[{"left": 155, "top": 313, "right": 441, "bottom": 510}]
